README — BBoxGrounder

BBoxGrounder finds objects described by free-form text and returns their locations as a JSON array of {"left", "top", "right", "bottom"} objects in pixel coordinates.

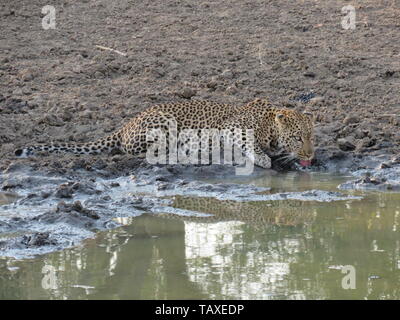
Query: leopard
[
  {"left": 14, "top": 98, "right": 315, "bottom": 169},
  {"left": 157, "top": 196, "right": 316, "bottom": 228}
]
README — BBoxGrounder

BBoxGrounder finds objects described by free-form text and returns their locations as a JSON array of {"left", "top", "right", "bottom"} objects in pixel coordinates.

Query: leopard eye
[{"left": 292, "top": 136, "right": 302, "bottom": 142}]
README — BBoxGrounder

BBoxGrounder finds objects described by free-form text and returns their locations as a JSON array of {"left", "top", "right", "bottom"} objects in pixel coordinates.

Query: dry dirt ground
[{"left": 0, "top": 0, "right": 399, "bottom": 173}]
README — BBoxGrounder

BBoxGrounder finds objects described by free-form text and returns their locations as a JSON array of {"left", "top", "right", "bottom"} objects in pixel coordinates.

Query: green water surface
[{"left": 0, "top": 172, "right": 399, "bottom": 300}]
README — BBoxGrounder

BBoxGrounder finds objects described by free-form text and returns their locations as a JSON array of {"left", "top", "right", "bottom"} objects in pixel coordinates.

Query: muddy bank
[
  {"left": 0, "top": 0, "right": 400, "bottom": 173},
  {"left": 1, "top": 0, "right": 400, "bottom": 258},
  {"left": 0, "top": 161, "right": 365, "bottom": 259},
  {"left": 0, "top": 151, "right": 399, "bottom": 259},
  {"left": 339, "top": 157, "right": 400, "bottom": 191}
]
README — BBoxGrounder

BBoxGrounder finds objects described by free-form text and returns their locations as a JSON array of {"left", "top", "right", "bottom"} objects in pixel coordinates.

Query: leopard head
[{"left": 274, "top": 110, "right": 315, "bottom": 166}]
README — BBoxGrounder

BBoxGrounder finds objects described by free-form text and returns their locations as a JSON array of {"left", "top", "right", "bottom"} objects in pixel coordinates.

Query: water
[{"left": 0, "top": 172, "right": 400, "bottom": 300}]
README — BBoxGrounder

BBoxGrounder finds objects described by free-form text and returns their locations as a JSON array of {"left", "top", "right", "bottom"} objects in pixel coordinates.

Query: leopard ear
[{"left": 303, "top": 111, "right": 315, "bottom": 121}]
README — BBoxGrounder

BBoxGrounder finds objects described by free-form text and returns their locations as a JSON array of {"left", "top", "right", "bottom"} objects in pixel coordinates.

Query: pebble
[
  {"left": 337, "top": 138, "right": 356, "bottom": 151},
  {"left": 226, "top": 85, "right": 238, "bottom": 95},
  {"left": 21, "top": 71, "right": 35, "bottom": 81},
  {"left": 12, "top": 88, "right": 23, "bottom": 96},
  {"left": 179, "top": 88, "right": 196, "bottom": 99},
  {"left": 343, "top": 115, "right": 359, "bottom": 125},
  {"left": 21, "top": 232, "right": 56, "bottom": 247},
  {"left": 55, "top": 183, "right": 74, "bottom": 198},
  {"left": 309, "top": 96, "right": 324, "bottom": 105},
  {"left": 40, "top": 114, "right": 64, "bottom": 127},
  {"left": 221, "top": 69, "right": 234, "bottom": 79},
  {"left": 56, "top": 201, "right": 100, "bottom": 219},
  {"left": 21, "top": 87, "right": 31, "bottom": 95},
  {"left": 303, "top": 72, "right": 316, "bottom": 78},
  {"left": 206, "top": 80, "right": 218, "bottom": 89}
]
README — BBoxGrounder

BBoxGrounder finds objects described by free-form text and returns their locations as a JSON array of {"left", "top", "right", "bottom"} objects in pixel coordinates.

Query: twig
[{"left": 95, "top": 45, "right": 127, "bottom": 56}]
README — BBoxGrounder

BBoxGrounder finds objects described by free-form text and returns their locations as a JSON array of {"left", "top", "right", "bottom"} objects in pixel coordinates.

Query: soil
[
  {"left": 1, "top": 1, "right": 400, "bottom": 258},
  {"left": 0, "top": 0, "right": 399, "bottom": 174}
]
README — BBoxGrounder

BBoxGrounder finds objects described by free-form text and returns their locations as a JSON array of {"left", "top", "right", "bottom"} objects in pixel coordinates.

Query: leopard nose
[
  {"left": 304, "top": 145, "right": 314, "bottom": 159},
  {"left": 305, "top": 151, "right": 314, "bottom": 160}
]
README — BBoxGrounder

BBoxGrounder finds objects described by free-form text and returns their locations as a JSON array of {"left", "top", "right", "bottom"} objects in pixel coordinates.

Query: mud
[
  {"left": 1, "top": 0, "right": 400, "bottom": 258},
  {"left": 0, "top": 162, "right": 365, "bottom": 259},
  {"left": 1, "top": 0, "right": 400, "bottom": 172},
  {"left": 339, "top": 158, "right": 400, "bottom": 191}
]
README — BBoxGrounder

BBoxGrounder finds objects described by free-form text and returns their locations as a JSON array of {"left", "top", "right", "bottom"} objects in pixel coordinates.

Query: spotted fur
[
  {"left": 15, "top": 99, "right": 315, "bottom": 169},
  {"left": 159, "top": 196, "right": 316, "bottom": 228}
]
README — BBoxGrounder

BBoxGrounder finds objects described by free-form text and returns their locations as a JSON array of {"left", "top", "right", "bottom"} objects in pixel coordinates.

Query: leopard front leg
[
  {"left": 229, "top": 129, "right": 271, "bottom": 169},
  {"left": 248, "top": 145, "right": 272, "bottom": 169}
]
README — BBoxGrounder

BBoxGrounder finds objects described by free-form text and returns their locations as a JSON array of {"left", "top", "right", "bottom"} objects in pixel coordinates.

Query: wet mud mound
[
  {"left": 0, "top": 163, "right": 362, "bottom": 259},
  {"left": 339, "top": 158, "right": 400, "bottom": 191}
]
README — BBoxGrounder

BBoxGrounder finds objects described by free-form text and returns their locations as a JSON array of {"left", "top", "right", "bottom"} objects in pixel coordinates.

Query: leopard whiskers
[{"left": 274, "top": 153, "right": 296, "bottom": 168}]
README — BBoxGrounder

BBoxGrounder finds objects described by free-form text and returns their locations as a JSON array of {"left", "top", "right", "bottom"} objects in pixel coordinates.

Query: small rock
[
  {"left": 390, "top": 155, "right": 400, "bottom": 164},
  {"left": 21, "top": 232, "right": 56, "bottom": 247},
  {"left": 179, "top": 88, "right": 196, "bottom": 99},
  {"left": 40, "top": 191, "right": 51, "bottom": 199},
  {"left": 31, "top": 95, "right": 45, "bottom": 106},
  {"left": 343, "top": 115, "right": 359, "bottom": 125},
  {"left": 40, "top": 114, "right": 64, "bottom": 127},
  {"left": 378, "top": 162, "right": 391, "bottom": 169},
  {"left": 221, "top": 69, "right": 234, "bottom": 79},
  {"left": 67, "top": 159, "right": 88, "bottom": 170},
  {"left": 56, "top": 201, "right": 100, "bottom": 219},
  {"left": 92, "top": 159, "right": 107, "bottom": 170},
  {"left": 337, "top": 138, "right": 356, "bottom": 151},
  {"left": 354, "top": 129, "right": 366, "bottom": 139},
  {"left": 2, "top": 179, "right": 21, "bottom": 190},
  {"left": 60, "top": 111, "right": 73, "bottom": 122},
  {"left": 155, "top": 175, "right": 170, "bottom": 182},
  {"left": 303, "top": 72, "right": 316, "bottom": 78},
  {"left": 21, "top": 87, "right": 31, "bottom": 95},
  {"left": 336, "top": 71, "right": 348, "bottom": 79},
  {"left": 389, "top": 116, "right": 400, "bottom": 126},
  {"left": 382, "top": 70, "right": 395, "bottom": 79},
  {"left": 156, "top": 182, "right": 168, "bottom": 190},
  {"left": 27, "top": 101, "right": 38, "bottom": 109},
  {"left": 226, "top": 85, "right": 238, "bottom": 95},
  {"left": 12, "top": 88, "right": 23, "bottom": 96},
  {"left": 72, "top": 65, "right": 82, "bottom": 73},
  {"left": 206, "top": 80, "right": 218, "bottom": 89},
  {"left": 309, "top": 96, "right": 324, "bottom": 105},
  {"left": 21, "top": 70, "right": 35, "bottom": 81},
  {"left": 358, "top": 137, "right": 376, "bottom": 149},
  {"left": 55, "top": 183, "right": 74, "bottom": 198},
  {"left": 80, "top": 110, "right": 93, "bottom": 119}
]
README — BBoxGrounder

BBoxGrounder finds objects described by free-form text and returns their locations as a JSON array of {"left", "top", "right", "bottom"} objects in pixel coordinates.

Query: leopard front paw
[{"left": 255, "top": 154, "right": 271, "bottom": 169}]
